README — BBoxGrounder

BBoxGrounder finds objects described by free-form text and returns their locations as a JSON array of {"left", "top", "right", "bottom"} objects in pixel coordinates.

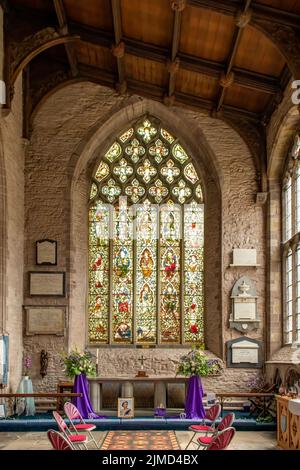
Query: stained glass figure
[{"left": 88, "top": 115, "right": 204, "bottom": 345}]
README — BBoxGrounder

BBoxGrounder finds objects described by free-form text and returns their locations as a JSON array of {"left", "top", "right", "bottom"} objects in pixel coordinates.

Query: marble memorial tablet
[{"left": 36, "top": 240, "right": 57, "bottom": 265}]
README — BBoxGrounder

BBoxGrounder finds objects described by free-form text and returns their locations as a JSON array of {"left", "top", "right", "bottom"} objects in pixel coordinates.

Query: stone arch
[{"left": 67, "top": 96, "right": 223, "bottom": 357}]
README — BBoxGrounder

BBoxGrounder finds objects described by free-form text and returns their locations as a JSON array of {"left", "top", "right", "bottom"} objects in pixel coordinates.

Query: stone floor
[{"left": 0, "top": 430, "right": 278, "bottom": 450}]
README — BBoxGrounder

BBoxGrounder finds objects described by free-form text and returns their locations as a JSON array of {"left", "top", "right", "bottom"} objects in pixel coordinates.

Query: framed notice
[
  {"left": 117, "top": 398, "right": 134, "bottom": 418},
  {"left": 29, "top": 272, "right": 65, "bottom": 296},
  {"left": 25, "top": 306, "right": 65, "bottom": 336},
  {"left": 36, "top": 239, "right": 57, "bottom": 265}
]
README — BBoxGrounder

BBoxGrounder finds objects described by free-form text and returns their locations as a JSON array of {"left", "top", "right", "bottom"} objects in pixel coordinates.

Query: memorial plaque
[
  {"left": 227, "top": 337, "right": 262, "bottom": 368},
  {"left": 25, "top": 306, "right": 65, "bottom": 335},
  {"left": 232, "top": 340, "right": 259, "bottom": 364},
  {"left": 29, "top": 272, "right": 65, "bottom": 296},
  {"left": 36, "top": 239, "right": 57, "bottom": 265},
  {"left": 234, "top": 299, "right": 256, "bottom": 320},
  {"left": 232, "top": 249, "right": 257, "bottom": 266}
]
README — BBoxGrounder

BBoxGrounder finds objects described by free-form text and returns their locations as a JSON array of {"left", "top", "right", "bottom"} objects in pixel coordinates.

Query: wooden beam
[
  {"left": 111, "top": 0, "right": 126, "bottom": 92},
  {"left": 53, "top": 0, "right": 78, "bottom": 76},
  {"left": 75, "top": 62, "right": 261, "bottom": 122},
  {"left": 188, "top": 0, "right": 300, "bottom": 29},
  {"left": 216, "top": 0, "right": 252, "bottom": 112},
  {"left": 70, "top": 23, "right": 281, "bottom": 95},
  {"left": 167, "top": 1, "right": 186, "bottom": 100}
]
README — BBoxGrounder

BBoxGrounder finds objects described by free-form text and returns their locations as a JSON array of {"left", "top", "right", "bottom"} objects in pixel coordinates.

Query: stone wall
[
  {"left": 24, "top": 82, "right": 264, "bottom": 392},
  {"left": 0, "top": 75, "right": 24, "bottom": 391}
]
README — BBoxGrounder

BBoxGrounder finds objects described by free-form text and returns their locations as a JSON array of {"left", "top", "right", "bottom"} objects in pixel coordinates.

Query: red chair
[
  {"left": 64, "top": 402, "right": 99, "bottom": 449},
  {"left": 206, "top": 427, "right": 236, "bottom": 450},
  {"left": 47, "top": 429, "right": 74, "bottom": 451},
  {"left": 52, "top": 411, "right": 88, "bottom": 450},
  {"left": 185, "top": 404, "right": 221, "bottom": 449},
  {"left": 196, "top": 414, "right": 235, "bottom": 450}
]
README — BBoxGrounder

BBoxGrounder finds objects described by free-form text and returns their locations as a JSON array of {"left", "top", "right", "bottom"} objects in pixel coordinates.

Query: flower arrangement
[
  {"left": 176, "top": 346, "right": 223, "bottom": 377},
  {"left": 61, "top": 349, "right": 97, "bottom": 379},
  {"left": 23, "top": 355, "right": 32, "bottom": 377}
]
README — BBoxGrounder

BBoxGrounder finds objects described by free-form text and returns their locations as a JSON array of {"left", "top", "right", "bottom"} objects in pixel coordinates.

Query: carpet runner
[{"left": 101, "top": 430, "right": 180, "bottom": 450}]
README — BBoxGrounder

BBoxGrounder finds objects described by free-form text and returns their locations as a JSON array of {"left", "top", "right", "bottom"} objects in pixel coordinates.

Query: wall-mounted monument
[
  {"left": 226, "top": 337, "right": 262, "bottom": 369},
  {"left": 229, "top": 276, "right": 260, "bottom": 333}
]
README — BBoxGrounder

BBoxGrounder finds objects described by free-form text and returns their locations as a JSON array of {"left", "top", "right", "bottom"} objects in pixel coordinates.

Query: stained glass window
[{"left": 88, "top": 115, "right": 204, "bottom": 345}]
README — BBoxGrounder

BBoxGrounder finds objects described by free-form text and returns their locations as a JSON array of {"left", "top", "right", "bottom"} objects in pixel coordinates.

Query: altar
[{"left": 88, "top": 377, "right": 189, "bottom": 412}]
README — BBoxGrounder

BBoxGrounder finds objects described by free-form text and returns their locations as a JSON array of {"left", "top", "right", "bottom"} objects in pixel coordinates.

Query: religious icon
[
  {"left": 115, "top": 322, "right": 131, "bottom": 339},
  {"left": 115, "top": 247, "right": 130, "bottom": 277},
  {"left": 117, "top": 398, "right": 134, "bottom": 418},
  {"left": 140, "top": 283, "right": 154, "bottom": 304},
  {"left": 164, "top": 249, "right": 177, "bottom": 278},
  {"left": 140, "top": 248, "right": 154, "bottom": 278},
  {"left": 162, "top": 284, "right": 178, "bottom": 316}
]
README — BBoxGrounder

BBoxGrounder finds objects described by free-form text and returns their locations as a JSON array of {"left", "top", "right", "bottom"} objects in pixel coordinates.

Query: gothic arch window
[
  {"left": 282, "top": 134, "right": 300, "bottom": 344},
  {"left": 88, "top": 116, "right": 204, "bottom": 346}
]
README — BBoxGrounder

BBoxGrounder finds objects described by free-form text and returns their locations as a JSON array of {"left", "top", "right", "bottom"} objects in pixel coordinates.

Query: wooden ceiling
[{"left": 6, "top": 0, "right": 300, "bottom": 126}]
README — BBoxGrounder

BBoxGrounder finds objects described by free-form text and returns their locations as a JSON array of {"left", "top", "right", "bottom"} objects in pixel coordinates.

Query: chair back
[
  {"left": 217, "top": 412, "right": 235, "bottom": 431},
  {"left": 205, "top": 404, "right": 221, "bottom": 423},
  {"left": 207, "top": 427, "right": 236, "bottom": 450},
  {"left": 64, "top": 401, "right": 81, "bottom": 421},
  {"left": 47, "top": 429, "right": 73, "bottom": 450},
  {"left": 53, "top": 411, "right": 68, "bottom": 433}
]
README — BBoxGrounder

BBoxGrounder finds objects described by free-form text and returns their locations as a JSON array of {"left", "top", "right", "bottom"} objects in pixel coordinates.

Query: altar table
[{"left": 88, "top": 377, "right": 189, "bottom": 412}]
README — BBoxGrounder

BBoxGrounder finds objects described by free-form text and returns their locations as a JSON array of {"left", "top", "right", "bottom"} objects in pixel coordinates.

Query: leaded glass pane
[
  {"left": 136, "top": 204, "right": 158, "bottom": 344},
  {"left": 172, "top": 143, "right": 188, "bottom": 164},
  {"left": 90, "top": 183, "right": 98, "bottom": 200},
  {"left": 101, "top": 178, "right": 121, "bottom": 203},
  {"left": 161, "top": 128, "right": 174, "bottom": 144},
  {"left": 137, "top": 159, "right": 157, "bottom": 183},
  {"left": 161, "top": 160, "right": 180, "bottom": 184},
  {"left": 183, "top": 203, "right": 204, "bottom": 344},
  {"left": 137, "top": 119, "right": 157, "bottom": 143},
  {"left": 95, "top": 161, "right": 109, "bottom": 182},
  {"left": 105, "top": 142, "right": 121, "bottom": 162},
  {"left": 113, "top": 158, "right": 134, "bottom": 183},
  {"left": 172, "top": 179, "right": 192, "bottom": 203},
  {"left": 125, "top": 178, "right": 145, "bottom": 203},
  {"left": 119, "top": 128, "right": 134, "bottom": 143},
  {"left": 149, "top": 139, "right": 169, "bottom": 164},
  {"left": 125, "top": 138, "right": 146, "bottom": 163},
  {"left": 184, "top": 163, "right": 199, "bottom": 184}
]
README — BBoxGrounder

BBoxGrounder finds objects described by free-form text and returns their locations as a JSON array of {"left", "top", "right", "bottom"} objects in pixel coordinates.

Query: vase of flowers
[
  {"left": 23, "top": 355, "right": 32, "bottom": 379},
  {"left": 176, "top": 345, "right": 223, "bottom": 377},
  {"left": 61, "top": 349, "right": 97, "bottom": 379}
]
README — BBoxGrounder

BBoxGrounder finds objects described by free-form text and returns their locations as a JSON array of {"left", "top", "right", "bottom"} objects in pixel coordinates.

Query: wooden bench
[{"left": 216, "top": 392, "right": 275, "bottom": 417}]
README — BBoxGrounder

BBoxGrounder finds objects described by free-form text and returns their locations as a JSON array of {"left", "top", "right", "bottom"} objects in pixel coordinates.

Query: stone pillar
[
  {"left": 154, "top": 381, "right": 167, "bottom": 408},
  {"left": 121, "top": 381, "right": 134, "bottom": 398},
  {"left": 90, "top": 381, "right": 101, "bottom": 412}
]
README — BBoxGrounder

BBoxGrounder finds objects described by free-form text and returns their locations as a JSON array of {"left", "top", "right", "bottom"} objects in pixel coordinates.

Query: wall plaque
[
  {"left": 226, "top": 337, "right": 262, "bottom": 368},
  {"left": 29, "top": 272, "right": 65, "bottom": 296},
  {"left": 36, "top": 239, "right": 57, "bottom": 265},
  {"left": 230, "top": 276, "right": 260, "bottom": 333},
  {"left": 231, "top": 248, "right": 258, "bottom": 266},
  {"left": 25, "top": 306, "right": 65, "bottom": 335}
]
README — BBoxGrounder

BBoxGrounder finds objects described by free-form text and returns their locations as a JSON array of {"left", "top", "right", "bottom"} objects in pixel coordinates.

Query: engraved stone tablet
[
  {"left": 29, "top": 272, "right": 65, "bottom": 296},
  {"left": 232, "top": 340, "right": 259, "bottom": 364},
  {"left": 25, "top": 307, "right": 65, "bottom": 335},
  {"left": 36, "top": 240, "right": 57, "bottom": 265}
]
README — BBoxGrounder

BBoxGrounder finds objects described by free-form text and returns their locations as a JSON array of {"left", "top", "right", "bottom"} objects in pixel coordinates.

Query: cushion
[
  {"left": 69, "top": 434, "right": 88, "bottom": 443},
  {"left": 74, "top": 424, "right": 96, "bottom": 431},
  {"left": 189, "top": 425, "right": 211, "bottom": 432},
  {"left": 197, "top": 436, "right": 213, "bottom": 445}
]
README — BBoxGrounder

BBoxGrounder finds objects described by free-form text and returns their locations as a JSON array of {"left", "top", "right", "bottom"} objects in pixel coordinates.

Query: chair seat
[
  {"left": 69, "top": 434, "right": 88, "bottom": 443},
  {"left": 74, "top": 424, "right": 96, "bottom": 431},
  {"left": 197, "top": 436, "right": 213, "bottom": 445},
  {"left": 189, "top": 425, "right": 211, "bottom": 432}
]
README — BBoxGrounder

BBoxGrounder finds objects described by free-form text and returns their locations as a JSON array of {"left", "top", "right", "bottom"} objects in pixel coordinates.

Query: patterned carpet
[{"left": 101, "top": 430, "right": 180, "bottom": 450}]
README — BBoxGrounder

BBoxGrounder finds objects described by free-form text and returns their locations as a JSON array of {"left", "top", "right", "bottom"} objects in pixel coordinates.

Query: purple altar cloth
[
  {"left": 184, "top": 375, "right": 206, "bottom": 420},
  {"left": 72, "top": 374, "right": 105, "bottom": 419}
]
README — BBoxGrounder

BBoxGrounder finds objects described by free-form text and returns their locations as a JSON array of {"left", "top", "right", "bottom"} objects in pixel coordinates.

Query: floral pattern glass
[{"left": 89, "top": 115, "right": 204, "bottom": 345}]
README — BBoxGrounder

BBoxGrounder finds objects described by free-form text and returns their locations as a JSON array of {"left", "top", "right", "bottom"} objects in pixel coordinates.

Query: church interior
[{"left": 0, "top": 0, "right": 300, "bottom": 452}]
